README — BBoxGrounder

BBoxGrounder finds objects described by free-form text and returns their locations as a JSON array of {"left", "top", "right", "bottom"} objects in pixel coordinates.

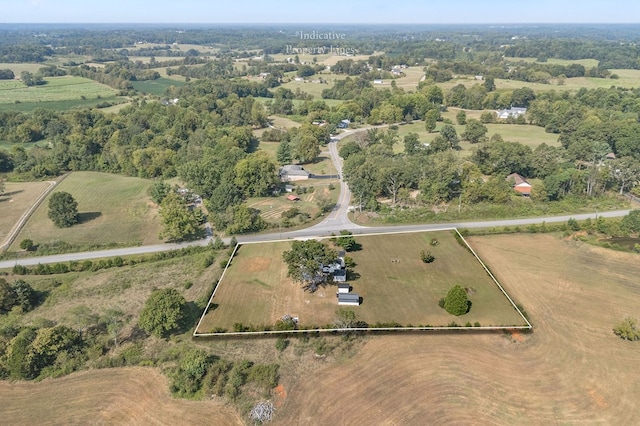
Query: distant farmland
[
  {"left": 0, "top": 76, "right": 118, "bottom": 105},
  {"left": 131, "top": 78, "right": 185, "bottom": 96}
]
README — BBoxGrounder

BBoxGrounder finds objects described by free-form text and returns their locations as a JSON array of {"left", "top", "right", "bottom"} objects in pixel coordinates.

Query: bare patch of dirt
[{"left": 247, "top": 256, "right": 272, "bottom": 272}]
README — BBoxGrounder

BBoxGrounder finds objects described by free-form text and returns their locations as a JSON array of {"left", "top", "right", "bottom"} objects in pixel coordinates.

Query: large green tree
[
  {"left": 138, "top": 288, "right": 188, "bottom": 337},
  {"left": 461, "top": 120, "right": 488, "bottom": 144},
  {"left": 48, "top": 191, "right": 79, "bottom": 228},
  {"left": 159, "top": 191, "right": 203, "bottom": 242},
  {"left": 233, "top": 152, "right": 278, "bottom": 197},
  {"left": 282, "top": 240, "right": 338, "bottom": 291}
]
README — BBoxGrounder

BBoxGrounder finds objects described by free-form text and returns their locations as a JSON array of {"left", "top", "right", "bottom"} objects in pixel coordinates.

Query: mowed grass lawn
[
  {"left": 0, "top": 76, "right": 118, "bottom": 105},
  {"left": 11, "top": 172, "right": 162, "bottom": 249},
  {"left": 197, "top": 231, "right": 526, "bottom": 332}
]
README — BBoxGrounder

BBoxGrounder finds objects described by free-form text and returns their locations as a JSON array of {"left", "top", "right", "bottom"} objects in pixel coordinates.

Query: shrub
[
  {"left": 420, "top": 250, "right": 435, "bottom": 263},
  {"left": 19, "top": 239, "right": 35, "bottom": 251},
  {"left": 275, "top": 337, "right": 289, "bottom": 352},
  {"left": 613, "top": 317, "right": 640, "bottom": 341},
  {"left": 443, "top": 285, "right": 470, "bottom": 316}
]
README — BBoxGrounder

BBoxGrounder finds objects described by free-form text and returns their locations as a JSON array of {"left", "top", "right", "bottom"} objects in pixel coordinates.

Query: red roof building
[{"left": 507, "top": 173, "right": 532, "bottom": 196}]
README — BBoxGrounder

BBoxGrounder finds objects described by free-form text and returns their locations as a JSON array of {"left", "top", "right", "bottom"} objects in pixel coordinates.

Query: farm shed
[
  {"left": 337, "top": 283, "right": 351, "bottom": 294},
  {"left": 338, "top": 293, "right": 360, "bottom": 306}
]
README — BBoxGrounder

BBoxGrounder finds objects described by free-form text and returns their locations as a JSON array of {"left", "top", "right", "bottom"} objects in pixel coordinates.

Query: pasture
[
  {"left": 0, "top": 76, "right": 118, "bottom": 106},
  {"left": 195, "top": 230, "right": 527, "bottom": 333},
  {"left": 131, "top": 77, "right": 185, "bottom": 96},
  {"left": 4, "top": 233, "right": 640, "bottom": 424},
  {"left": 10, "top": 171, "right": 162, "bottom": 251},
  {"left": 0, "top": 180, "right": 53, "bottom": 247},
  {"left": 357, "top": 118, "right": 560, "bottom": 156}
]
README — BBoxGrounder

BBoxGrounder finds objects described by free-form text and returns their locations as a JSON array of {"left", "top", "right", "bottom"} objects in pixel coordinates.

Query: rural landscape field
[
  {"left": 1, "top": 3, "right": 640, "bottom": 424},
  {"left": 197, "top": 231, "right": 527, "bottom": 334},
  {"left": 1, "top": 234, "right": 638, "bottom": 424}
]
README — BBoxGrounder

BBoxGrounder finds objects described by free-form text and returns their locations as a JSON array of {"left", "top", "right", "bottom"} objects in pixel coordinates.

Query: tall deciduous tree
[
  {"left": 276, "top": 139, "right": 292, "bottom": 165},
  {"left": 233, "top": 152, "right": 278, "bottom": 197},
  {"left": 159, "top": 191, "right": 203, "bottom": 242},
  {"left": 282, "top": 240, "right": 337, "bottom": 291},
  {"left": 48, "top": 191, "right": 78, "bottom": 228},
  {"left": 138, "top": 288, "right": 188, "bottom": 337},
  {"left": 461, "top": 119, "right": 488, "bottom": 144}
]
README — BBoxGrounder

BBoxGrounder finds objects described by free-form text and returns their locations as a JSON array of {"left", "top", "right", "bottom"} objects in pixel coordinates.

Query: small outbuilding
[
  {"left": 337, "top": 283, "right": 351, "bottom": 294},
  {"left": 286, "top": 194, "right": 300, "bottom": 201},
  {"left": 338, "top": 293, "right": 360, "bottom": 306}
]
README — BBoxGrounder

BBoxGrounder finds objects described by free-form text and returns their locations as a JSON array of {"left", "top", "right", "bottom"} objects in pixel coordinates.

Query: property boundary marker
[{"left": 193, "top": 228, "right": 533, "bottom": 337}]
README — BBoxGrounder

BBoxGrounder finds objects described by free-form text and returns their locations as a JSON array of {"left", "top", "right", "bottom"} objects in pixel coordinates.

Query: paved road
[{"left": 0, "top": 124, "right": 632, "bottom": 269}]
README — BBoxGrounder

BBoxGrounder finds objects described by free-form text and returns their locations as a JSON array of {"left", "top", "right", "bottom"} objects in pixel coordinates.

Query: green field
[
  {"left": 11, "top": 171, "right": 162, "bottom": 251},
  {"left": 358, "top": 118, "right": 560, "bottom": 156},
  {"left": 0, "top": 76, "right": 118, "bottom": 105},
  {"left": 196, "top": 231, "right": 527, "bottom": 333},
  {"left": 131, "top": 77, "right": 185, "bottom": 96}
]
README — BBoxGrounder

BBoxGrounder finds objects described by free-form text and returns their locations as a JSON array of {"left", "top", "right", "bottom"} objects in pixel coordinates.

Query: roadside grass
[
  {"left": 0, "top": 180, "right": 52, "bottom": 245},
  {"left": 0, "top": 76, "right": 118, "bottom": 105},
  {"left": 18, "top": 252, "right": 219, "bottom": 326},
  {"left": 131, "top": 78, "right": 185, "bottom": 96},
  {"left": 196, "top": 231, "right": 526, "bottom": 333},
  {"left": 10, "top": 171, "right": 162, "bottom": 251}
]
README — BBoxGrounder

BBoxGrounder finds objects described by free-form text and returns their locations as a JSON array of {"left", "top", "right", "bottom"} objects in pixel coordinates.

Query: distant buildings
[
  {"left": 279, "top": 165, "right": 310, "bottom": 182},
  {"left": 497, "top": 107, "right": 527, "bottom": 119}
]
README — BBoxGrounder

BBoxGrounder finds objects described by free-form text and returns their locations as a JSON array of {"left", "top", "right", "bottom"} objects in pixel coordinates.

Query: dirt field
[
  {"left": 274, "top": 234, "right": 640, "bottom": 424},
  {"left": 0, "top": 367, "right": 242, "bottom": 425}
]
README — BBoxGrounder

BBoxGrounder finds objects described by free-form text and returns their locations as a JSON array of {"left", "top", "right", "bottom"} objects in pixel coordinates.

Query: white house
[
  {"left": 279, "top": 165, "right": 310, "bottom": 182},
  {"left": 497, "top": 107, "right": 527, "bottom": 119}
]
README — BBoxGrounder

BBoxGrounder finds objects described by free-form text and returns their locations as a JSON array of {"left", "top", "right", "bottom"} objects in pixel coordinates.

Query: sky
[{"left": 2, "top": 0, "right": 640, "bottom": 24}]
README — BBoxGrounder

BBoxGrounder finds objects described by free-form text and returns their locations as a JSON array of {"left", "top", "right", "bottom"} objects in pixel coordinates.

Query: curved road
[{"left": 0, "top": 128, "right": 633, "bottom": 268}]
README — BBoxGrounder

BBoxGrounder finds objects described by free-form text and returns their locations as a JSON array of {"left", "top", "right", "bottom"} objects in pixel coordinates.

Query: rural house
[
  {"left": 497, "top": 107, "right": 527, "bottom": 119},
  {"left": 279, "top": 165, "right": 310, "bottom": 182},
  {"left": 507, "top": 173, "right": 532, "bottom": 196}
]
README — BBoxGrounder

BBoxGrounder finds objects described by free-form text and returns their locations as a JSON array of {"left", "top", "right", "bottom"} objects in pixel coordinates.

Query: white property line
[
  {"left": 454, "top": 229, "right": 533, "bottom": 329},
  {"left": 0, "top": 174, "right": 68, "bottom": 252},
  {"left": 193, "top": 228, "right": 533, "bottom": 337},
  {"left": 193, "top": 242, "right": 240, "bottom": 336}
]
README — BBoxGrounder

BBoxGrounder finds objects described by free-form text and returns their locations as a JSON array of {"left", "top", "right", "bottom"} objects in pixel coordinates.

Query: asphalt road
[{"left": 0, "top": 125, "right": 631, "bottom": 269}]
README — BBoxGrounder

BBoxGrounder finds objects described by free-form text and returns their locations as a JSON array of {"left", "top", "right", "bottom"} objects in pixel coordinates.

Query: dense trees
[{"left": 48, "top": 192, "right": 79, "bottom": 228}]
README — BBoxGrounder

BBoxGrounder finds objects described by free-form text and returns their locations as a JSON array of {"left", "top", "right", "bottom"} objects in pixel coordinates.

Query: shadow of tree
[{"left": 78, "top": 211, "right": 102, "bottom": 224}]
